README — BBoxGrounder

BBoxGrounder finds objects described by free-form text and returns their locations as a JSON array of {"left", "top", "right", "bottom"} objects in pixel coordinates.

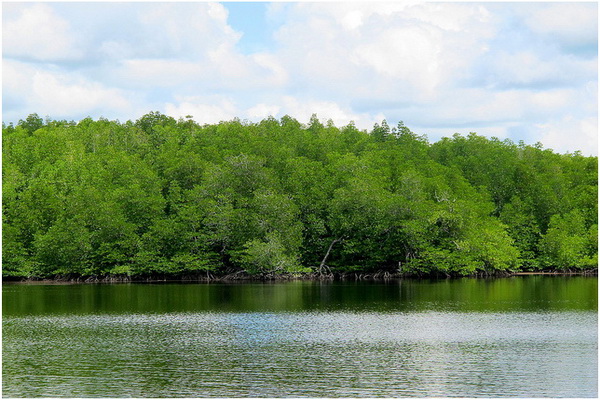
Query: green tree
[
  {"left": 540, "top": 210, "right": 597, "bottom": 270},
  {"left": 18, "top": 113, "right": 44, "bottom": 134},
  {"left": 33, "top": 217, "right": 93, "bottom": 276}
]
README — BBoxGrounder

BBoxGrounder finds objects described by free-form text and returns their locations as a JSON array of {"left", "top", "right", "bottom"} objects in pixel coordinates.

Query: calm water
[{"left": 3, "top": 276, "right": 598, "bottom": 397}]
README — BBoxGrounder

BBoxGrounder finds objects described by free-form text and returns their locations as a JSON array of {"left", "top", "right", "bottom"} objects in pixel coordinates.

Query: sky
[{"left": 2, "top": 2, "right": 598, "bottom": 155}]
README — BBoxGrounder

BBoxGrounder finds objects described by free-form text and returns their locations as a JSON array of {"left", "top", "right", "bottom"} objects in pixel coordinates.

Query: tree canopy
[{"left": 3, "top": 113, "right": 597, "bottom": 278}]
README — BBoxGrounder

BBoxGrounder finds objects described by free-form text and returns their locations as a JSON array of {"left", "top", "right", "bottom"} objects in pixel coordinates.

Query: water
[{"left": 3, "top": 276, "right": 598, "bottom": 397}]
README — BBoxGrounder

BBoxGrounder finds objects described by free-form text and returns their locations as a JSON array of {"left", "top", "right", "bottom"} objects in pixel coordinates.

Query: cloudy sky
[{"left": 3, "top": 2, "right": 598, "bottom": 154}]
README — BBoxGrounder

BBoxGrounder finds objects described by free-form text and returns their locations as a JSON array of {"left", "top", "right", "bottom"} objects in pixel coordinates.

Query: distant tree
[{"left": 18, "top": 113, "right": 44, "bottom": 134}]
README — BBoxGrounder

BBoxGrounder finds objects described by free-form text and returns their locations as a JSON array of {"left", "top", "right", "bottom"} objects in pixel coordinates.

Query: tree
[
  {"left": 18, "top": 113, "right": 44, "bottom": 134},
  {"left": 540, "top": 210, "right": 597, "bottom": 270},
  {"left": 33, "top": 217, "right": 93, "bottom": 276}
]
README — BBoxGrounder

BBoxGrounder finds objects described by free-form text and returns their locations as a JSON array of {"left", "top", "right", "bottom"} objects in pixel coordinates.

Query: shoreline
[{"left": 3, "top": 269, "right": 597, "bottom": 284}]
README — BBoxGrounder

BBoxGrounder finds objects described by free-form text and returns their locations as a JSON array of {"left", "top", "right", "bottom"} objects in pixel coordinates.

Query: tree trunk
[{"left": 319, "top": 237, "right": 342, "bottom": 275}]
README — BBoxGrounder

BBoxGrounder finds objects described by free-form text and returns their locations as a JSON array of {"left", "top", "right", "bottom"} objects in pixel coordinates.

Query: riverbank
[{"left": 3, "top": 268, "right": 597, "bottom": 284}]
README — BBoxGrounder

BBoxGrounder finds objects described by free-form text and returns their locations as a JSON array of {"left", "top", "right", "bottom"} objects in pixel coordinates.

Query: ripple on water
[{"left": 3, "top": 310, "right": 597, "bottom": 397}]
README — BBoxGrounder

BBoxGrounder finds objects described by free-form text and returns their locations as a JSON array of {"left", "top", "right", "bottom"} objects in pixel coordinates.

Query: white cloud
[
  {"left": 3, "top": 3, "right": 82, "bottom": 61},
  {"left": 3, "top": 60, "right": 31, "bottom": 96},
  {"left": 523, "top": 3, "right": 598, "bottom": 48},
  {"left": 3, "top": 60, "right": 131, "bottom": 120},
  {"left": 352, "top": 24, "right": 444, "bottom": 96},
  {"left": 281, "top": 97, "right": 354, "bottom": 126},
  {"left": 246, "top": 103, "right": 281, "bottom": 120},
  {"left": 31, "top": 72, "right": 130, "bottom": 116},
  {"left": 163, "top": 94, "right": 383, "bottom": 130},
  {"left": 114, "top": 51, "right": 286, "bottom": 94},
  {"left": 279, "top": 96, "right": 384, "bottom": 129},
  {"left": 165, "top": 96, "right": 238, "bottom": 125},
  {"left": 272, "top": 2, "right": 496, "bottom": 102},
  {"left": 536, "top": 116, "right": 598, "bottom": 155},
  {"left": 426, "top": 86, "right": 588, "bottom": 123},
  {"left": 117, "top": 59, "right": 206, "bottom": 89},
  {"left": 251, "top": 53, "right": 288, "bottom": 87},
  {"left": 404, "top": 3, "right": 492, "bottom": 33},
  {"left": 340, "top": 10, "right": 364, "bottom": 31},
  {"left": 480, "top": 50, "right": 597, "bottom": 89},
  {"left": 133, "top": 3, "right": 241, "bottom": 59},
  {"left": 95, "top": 4, "right": 287, "bottom": 94}
]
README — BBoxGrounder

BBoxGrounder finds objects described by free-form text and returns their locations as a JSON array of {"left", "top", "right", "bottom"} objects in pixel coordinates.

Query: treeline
[{"left": 2, "top": 113, "right": 597, "bottom": 279}]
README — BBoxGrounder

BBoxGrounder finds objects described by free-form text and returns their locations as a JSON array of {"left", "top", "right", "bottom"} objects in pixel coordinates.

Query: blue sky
[{"left": 3, "top": 2, "right": 598, "bottom": 154}]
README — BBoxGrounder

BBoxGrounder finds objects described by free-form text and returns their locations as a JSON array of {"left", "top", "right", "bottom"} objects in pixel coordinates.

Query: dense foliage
[{"left": 3, "top": 113, "right": 597, "bottom": 278}]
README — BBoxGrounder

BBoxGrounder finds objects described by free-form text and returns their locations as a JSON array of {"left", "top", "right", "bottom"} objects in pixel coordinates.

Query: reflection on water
[
  {"left": 3, "top": 276, "right": 598, "bottom": 315},
  {"left": 3, "top": 277, "right": 598, "bottom": 397}
]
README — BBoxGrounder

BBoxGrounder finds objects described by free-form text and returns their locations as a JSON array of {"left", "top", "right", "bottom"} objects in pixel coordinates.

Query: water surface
[{"left": 3, "top": 276, "right": 597, "bottom": 397}]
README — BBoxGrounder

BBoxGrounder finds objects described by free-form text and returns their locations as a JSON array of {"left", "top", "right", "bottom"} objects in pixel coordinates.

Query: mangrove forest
[{"left": 2, "top": 112, "right": 598, "bottom": 279}]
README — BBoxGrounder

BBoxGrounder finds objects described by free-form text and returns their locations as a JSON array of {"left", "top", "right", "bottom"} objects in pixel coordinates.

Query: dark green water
[{"left": 3, "top": 276, "right": 598, "bottom": 397}]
